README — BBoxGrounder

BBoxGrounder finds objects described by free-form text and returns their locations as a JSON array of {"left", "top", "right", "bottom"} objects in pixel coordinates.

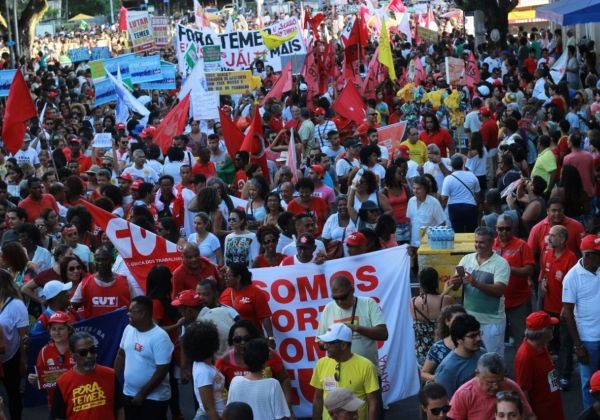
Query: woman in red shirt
[
  {"left": 286, "top": 178, "right": 329, "bottom": 236},
  {"left": 252, "top": 225, "right": 285, "bottom": 268},
  {"left": 383, "top": 164, "right": 411, "bottom": 244}
]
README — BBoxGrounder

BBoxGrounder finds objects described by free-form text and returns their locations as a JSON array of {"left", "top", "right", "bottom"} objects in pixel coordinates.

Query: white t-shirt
[
  {"left": 119, "top": 324, "right": 174, "bottom": 401},
  {"left": 465, "top": 148, "right": 488, "bottom": 177},
  {"left": 562, "top": 260, "right": 600, "bottom": 341},
  {"left": 314, "top": 120, "right": 337, "bottom": 148},
  {"left": 14, "top": 147, "right": 40, "bottom": 167},
  {"left": 0, "top": 298, "right": 28, "bottom": 362},
  {"left": 335, "top": 157, "right": 359, "bottom": 177},
  {"left": 72, "top": 243, "right": 93, "bottom": 269},
  {"left": 187, "top": 232, "right": 221, "bottom": 264},
  {"left": 423, "top": 159, "right": 451, "bottom": 192},
  {"left": 406, "top": 195, "right": 446, "bottom": 247},
  {"left": 281, "top": 237, "right": 326, "bottom": 257},
  {"left": 181, "top": 187, "right": 198, "bottom": 238},
  {"left": 192, "top": 361, "right": 227, "bottom": 416},
  {"left": 162, "top": 161, "right": 184, "bottom": 185},
  {"left": 323, "top": 145, "right": 345, "bottom": 161},
  {"left": 227, "top": 376, "right": 291, "bottom": 420},
  {"left": 464, "top": 110, "right": 482, "bottom": 133},
  {"left": 197, "top": 306, "right": 238, "bottom": 357},
  {"left": 441, "top": 170, "right": 480, "bottom": 206},
  {"left": 33, "top": 246, "right": 53, "bottom": 272},
  {"left": 224, "top": 232, "right": 259, "bottom": 267},
  {"left": 122, "top": 164, "right": 159, "bottom": 183}
]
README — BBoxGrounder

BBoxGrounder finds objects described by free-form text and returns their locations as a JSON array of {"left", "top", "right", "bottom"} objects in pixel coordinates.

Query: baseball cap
[
  {"left": 477, "top": 85, "right": 491, "bottom": 97},
  {"left": 580, "top": 234, "right": 600, "bottom": 253},
  {"left": 48, "top": 311, "right": 72, "bottom": 325},
  {"left": 171, "top": 290, "right": 203, "bottom": 307},
  {"left": 276, "top": 151, "right": 288, "bottom": 162},
  {"left": 140, "top": 126, "right": 156, "bottom": 139},
  {"left": 346, "top": 231, "right": 368, "bottom": 247},
  {"left": 118, "top": 173, "right": 133, "bottom": 182},
  {"left": 42, "top": 280, "right": 73, "bottom": 300},
  {"left": 310, "top": 165, "right": 324, "bottom": 177},
  {"left": 318, "top": 323, "right": 352, "bottom": 343},
  {"left": 324, "top": 388, "right": 364, "bottom": 412},
  {"left": 479, "top": 107, "right": 492, "bottom": 118},
  {"left": 116, "top": 123, "right": 126, "bottom": 130},
  {"left": 131, "top": 179, "right": 144, "bottom": 190},
  {"left": 23, "top": 133, "right": 32, "bottom": 142},
  {"left": 591, "top": 370, "right": 600, "bottom": 392},
  {"left": 86, "top": 165, "right": 100, "bottom": 175},
  {"left": 526, "top": 311, "right": 559, "bottom": 331},
  {"left": 397, "top": 144, "right": 410, "bottom": 159},
  {"left": 314, "top": 107, "right": 326, "bottom": 116},
  {"left": 297, "top": 233, "right": 316, "bottom": 248}
]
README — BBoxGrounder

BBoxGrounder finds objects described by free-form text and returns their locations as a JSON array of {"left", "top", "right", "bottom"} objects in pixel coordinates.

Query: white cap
[
  {"left": 42, "top": 281, "right": 72, "bottom": 300},
  {"left": 318, "top": 323, "right": 352, "bottom": 343},
  {"left": 276, "top": 151, "right": 289, "bottom": 162},
  {"left": 324, "top": 388, "right": 364, "bottom": 412},
  {"left": 299, "top": 83, "right": 308, "bottom": 92}
]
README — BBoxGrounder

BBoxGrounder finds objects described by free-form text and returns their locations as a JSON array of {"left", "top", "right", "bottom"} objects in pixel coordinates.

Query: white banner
[
  {"left": 175, "top": 17, "right": 307, "bottom": 75},
  {"left": 250, "top": 246, "right": 419, "bottom": 417}
]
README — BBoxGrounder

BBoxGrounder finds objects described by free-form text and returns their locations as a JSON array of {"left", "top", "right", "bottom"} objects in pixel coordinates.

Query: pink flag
[
  {"left": 361, "top": 49, "right": 386, "bottom": 99},
  {"left": 301, "top": 42, "right": 320, "bottom": 104},
  {"left": 465, "top": 51, "right": 481, "bottom": 88},
  {"left": 260, "top": 61, "right": 292, "bottom": 106},
  {"left": 388, "top": 0, "right": 406, "bottom": 13}
]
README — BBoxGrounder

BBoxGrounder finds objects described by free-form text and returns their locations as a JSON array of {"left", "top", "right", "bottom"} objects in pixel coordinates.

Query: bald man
[{"left": 171, "top": 243, "right": 221, "bottom": 297}]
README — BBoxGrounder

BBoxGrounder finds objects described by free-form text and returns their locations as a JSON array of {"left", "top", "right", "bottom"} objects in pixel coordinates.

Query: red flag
[
  {"left": 2, "top": 69, "right": 37, "bottom": 156},
  {"left": 81, "top": 201, "right": 180, "bottom": 292},
  {"left": 119, "top": 6, "right": 128, "bottom": 31},
  {"left": 465, "top": 51, "right": 481, "bottom": 88},
  {"left": 260, "top": 61, "right": 292, "bottom": 106},
  {"left": 341, "top": 16, "right": 368, "bottom": 49},
  {"left": 219, "top": 108, "right": 244, "bottom": 156},
  {"left": 153, "top": 93, "right": 190, "bottom": 154},
  {"left": 301, "top": 43, "right": 320, "bottom": 103},
  {"left": 388, "top": 0, "right": 406, "bottom": 13},
  {"left": 307, "top": 12, "right": 325, "bottom": 42},
  {"left": 240, "top": 107, "right": 269, "bottom": 178},
  {"left": 333, "top": 82, "right": 366, "bottom": 126},
  {"left": 361, "top": 49, "right": 386, "bottom": 99},
  {"left": 321, "top": 42, "right": 339, "bottom": 92}
]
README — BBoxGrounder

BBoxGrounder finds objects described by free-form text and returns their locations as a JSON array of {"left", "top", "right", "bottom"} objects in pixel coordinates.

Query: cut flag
[
  {"left": 153, "top": 93, "right": 191, "bottom": 154},
  {"left": 2, "top": 69, "right": 37, "bottom": 156},
  {"left": 219, "top": 107, "right": 244, "bottom": 157},
  {"left": 260, "top": 60, "right": 292, "bottom": 105},
  {"left": 464, "top": 51, "right": 481, "bottom": 88},
  {"left": 259, "top": 29, "right": 298, "bottom": 50},
  {"left": 333, "top": 82, "right": 366, "bottom": 126},
  {"left": 118, "top": 6, "right": 127, "bottom": 31},
  {"left": 362, "top": 49, "right": 386, "bottom": 99},
  {"left": 240, "top": 107, "right": 269, "bottom": 178},
  {"left": 378, "top": 19, "right": 397, "bottom": 82},
  {"left": 305, "top": 12, "right": 325, "bottom": 42}
]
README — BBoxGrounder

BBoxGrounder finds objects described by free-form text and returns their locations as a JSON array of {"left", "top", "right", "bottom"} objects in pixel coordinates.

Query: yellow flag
[
  {"left": 378, "top": 19, "right": 397, "bottom": 82},
  {"left": 259, "top": 29, "right": 298, "bottom": 50}
]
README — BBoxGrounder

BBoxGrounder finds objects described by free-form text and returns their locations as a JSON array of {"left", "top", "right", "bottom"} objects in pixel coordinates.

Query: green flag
[{"left": 80, "top": 20, "right": 88, "bottom": 30}]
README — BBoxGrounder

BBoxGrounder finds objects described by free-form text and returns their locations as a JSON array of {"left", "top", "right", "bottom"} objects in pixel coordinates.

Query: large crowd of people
[{"left": 0, "top": 1, "right": 599, "bottom": 419}]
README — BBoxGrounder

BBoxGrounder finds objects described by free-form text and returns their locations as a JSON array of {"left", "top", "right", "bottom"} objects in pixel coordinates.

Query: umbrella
[{"left": 68, "top": 13, "right": 94, "bottom": 21}]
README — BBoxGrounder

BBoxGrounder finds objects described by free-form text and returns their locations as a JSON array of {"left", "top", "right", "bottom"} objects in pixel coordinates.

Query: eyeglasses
[
  {"left": 464, "top": 331, "right": 482, "bottom": 339},
  {"left": 496, "top": 226, "right": 511, "bottom": 232},
  {"left": 68, "top": 265, "right": 82, "bottom": 272},
  {"left": 332, "top": 290, "right": 351, "bottom": 302},
  {"left": 75, "top": 346, "right": 97, "bottom": 357},
  {"left": 334, "top": 362, "right": 341, "bottom": 382},
  {"left": 228, "top": 218, "right": 239, "bottom": 223},
  {"left": 232, "top": 335, "right": 252, "bottom": 344},
  {"left": 430, "top": 405, "right": 452, "bottom": 416}
]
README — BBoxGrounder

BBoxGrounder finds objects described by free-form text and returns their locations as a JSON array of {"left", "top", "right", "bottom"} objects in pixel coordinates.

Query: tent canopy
[
  {"left": 68, "top": 13, "right": 94, "bottom": 22},
  {"left": 536, "top": 0, "right": 600, "bottom": 26}
]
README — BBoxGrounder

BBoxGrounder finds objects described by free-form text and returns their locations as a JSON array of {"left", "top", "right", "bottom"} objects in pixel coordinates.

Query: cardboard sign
[
  {"left": 191, "top": 89, "right": 219, "bottom": 120},
  {"left": 94, "top": 79, "right": 117, "bottom": 106},
  {"left": 0, "top": 70, "right": 16, "bottom": 97},
  {"left": 417, "top": 26, "right": 438, "bottom": 44},
  {"left": 91, "top": 46, "right": 111, "bottom": 60},
  {"left": 92, "top": 133, "right": 113, "bottom": 148},
  {"left": 445, "top": 56, "right": 465, "bottom": 86},
  {"left": 205, "top": 70, "right": 255, "bottom": 94},
  {"left": 129, "top": 55, "right": 162, "bottom": 84},
  {"left": 140, "top": 64, "right": 177, "bottom": 90},
  {"left": 68, "top": 47, "right": 91, "bottom": 62},
  {"left": 377, "top": 121, "right": 407, "bottom": 157},
  {"left": 152, "top": 16, "right": 170, "bottom": 48},
  {"left": 127, "top": 10, "right": 155, "bottom": 53}
]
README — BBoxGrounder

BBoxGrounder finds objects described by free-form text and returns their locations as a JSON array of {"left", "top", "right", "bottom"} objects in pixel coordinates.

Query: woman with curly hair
[
  {"left": 189, "top": 186, "right": 227, "bottom": 239},
  {"left": 263, "top": 192, "right": 284, "bottom": 227},
  {"left": 252, "top": 225, "right": 284, "bottom": 268}
]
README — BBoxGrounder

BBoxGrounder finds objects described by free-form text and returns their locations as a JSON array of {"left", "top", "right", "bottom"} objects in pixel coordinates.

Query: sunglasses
[
  {"left": 232, "top": 335, "right": 252, "bottom": 344},
  {"left": 430, "top": 405, "right": 451, "bottom": 416},
  {"left": 334, "top": 362, "right": 341, "bottom": 382},
  {"left": 228, "top": 218, "right": 239, "bottom": 223},
  {"left": 496, "top": 226, "right": 511, "bottom": 232},
  {"left": 75, "top": 346, "right": 97, "bottom": 357},
  {"left": 68, "top": 265, "right": 82, "bottom": 272}
]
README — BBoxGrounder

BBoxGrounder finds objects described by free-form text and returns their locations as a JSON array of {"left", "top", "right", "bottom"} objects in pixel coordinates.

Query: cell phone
[{"left": 456, "top": 266, "right": 465, "bottom": 278}]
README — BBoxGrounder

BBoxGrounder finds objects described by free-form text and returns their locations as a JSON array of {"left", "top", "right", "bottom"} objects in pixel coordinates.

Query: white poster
[
  {"left": 191, "top": 89, "right": 219, "bottom": 120},
  {"left": 249, "top": 246, "right": 420, "bottom": 417}
]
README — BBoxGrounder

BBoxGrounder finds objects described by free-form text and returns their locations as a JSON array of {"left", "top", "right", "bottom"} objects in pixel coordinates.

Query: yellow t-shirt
[
  {"left": 400, "top": 140, "right": 428, "bottom": 165},
  {"left": 310, "top": 354, "right": 379, "bottom": 420}
]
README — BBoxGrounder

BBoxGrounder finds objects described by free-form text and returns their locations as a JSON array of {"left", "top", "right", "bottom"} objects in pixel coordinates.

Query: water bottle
[
  {"left": 428, "top": 227, "right": 436, "bottom": 249},
  {"left": 432, "top": 228, "right": 440, "bottom": 249},
  {"left": 449, "top": 228, "right": 455, "bottom": 249},
  {"left": 442, "top": 228, "right": 449, "bottom": 249}
]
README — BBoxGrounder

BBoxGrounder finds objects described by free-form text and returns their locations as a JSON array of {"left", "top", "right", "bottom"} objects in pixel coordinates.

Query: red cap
[
  {"left": 48, "top": 91, "right": 58, "bottom": 98},
  {"left": 397, "top": 144, "right": 410, "bottom": 159},
  {"left": 70, "top": 137, "right": 82, "bottom": 143},
  {"left": 48, "top": 311, "right": 71, "bottom": 325},
  {"left": 118, "top": 173, "right": 133, "bottom": 182},
  {"left": 526, "top": 311, "right": 559, "bottom": 331},
  {"left": 116, "top": 123, "right": 126, "bottom": 129},
  {"left": 591, "top": 370, "right": 600, "bottom": 392},
  {"left": 310, "top": 165, "right": 324, "bottom": 177},
  {"left": 580, "top": 235, "right": 600, "bottom": 253},
  {"left": 346, "top": 231, "right": 368, "bottom": 247},
  {"left": 131, "top": 179, "right": 144, "bottom": 190},
  {"left": 314, "top": 107, "right": 326, "bottom": 116},
  {"left": 171, "top": 290, "right": 203, "bottom": 307},
  {"left": 140, "top": 126, "right": 156, "bottom": 139},
  {"left": 479, "top": 107, "right": 492, "bottom": 118}
]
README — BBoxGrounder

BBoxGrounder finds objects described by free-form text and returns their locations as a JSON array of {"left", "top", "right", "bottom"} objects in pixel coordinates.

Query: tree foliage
[
  {"left": 0, "top": 0, "right": 49, "bottom": 59},
  {"left": 69, "top": 0, "right": 109, "bottom": 19},
  {"left": 455, "top": 0, "right": 520, "bottom": 45}
]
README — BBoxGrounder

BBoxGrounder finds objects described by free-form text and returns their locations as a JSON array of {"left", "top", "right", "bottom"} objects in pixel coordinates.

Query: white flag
[
  {"left": 194, "top": 0, "right": 208, "bottom": 29},
  {"left": 395, "top": 12, "right": 411, "bottom": 43},
  {"left": 106, "top": 68, "right": 150, "bottom": 122},
  {"left": 549, "top": 50, "right": 568, "bottom": 85}
]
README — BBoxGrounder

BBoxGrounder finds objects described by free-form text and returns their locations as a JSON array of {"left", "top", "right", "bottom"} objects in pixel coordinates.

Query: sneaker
[{"left": 559, "top": 378, "right": 570, "bottom": 391}]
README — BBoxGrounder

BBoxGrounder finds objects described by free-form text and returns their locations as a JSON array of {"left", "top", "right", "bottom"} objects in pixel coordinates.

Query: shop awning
[
  {"left": 536, "top": 0, "right": 600, "bottom": 26},
  {"left": 509, "top": 8, "right": 546, "bottom": 24}
]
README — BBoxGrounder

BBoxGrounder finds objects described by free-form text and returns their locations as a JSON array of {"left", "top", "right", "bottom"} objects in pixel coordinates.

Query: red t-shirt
[
  {"left": 79, "top": 274, "right": 131, "bottom": 319},
  {"left": 419, "top": 128, "right": 454, "bottom": 157},
  {"left": 192, "top": 161, "right": 217, "bottom": 180},
  {"left": 253, "top": 254, "right": 285, "bottom": 268},
  {"left": 33, "top": 268, "right": 63, "bottom": 287},
  {"left": 215, "top": 349, "right": 284, "bottom": 387},
  {"left": 19, "top": 194, "right": 60, "bottom": 222},
  {"left": 540, "top": 248, "right": 578, "bottom": 314},
  {"left": 36, "top": 342, "right": 75, "bottom": 407},
  {"left": 280, "top": 255, "right": 296, "bottom": 266},
  {"left": 528, "top": 217, "right": 584, "bottom": 259},
  {"left": 480, "top": 120, "right": 499, "bottom": 149},
  {"left": 219, "top": 285, "right": 272, "bottom": 331},
  {"left": 493, "top": 237, "right": 535, "bottom": 308},
  {"left": 563, "top": 150, "right": 596, "bottom": 198},
  {"left": 53, "top": 365, "right": 121, "bottom": 419},
  {"left": 286, "top": 197, "right": 328, "bottom": 236},
  {"left": 171, "top": 258, "right": 221, "bottom": 298},
  {"left": 514, "top": 340, "right": 564, "bottom": 420}
]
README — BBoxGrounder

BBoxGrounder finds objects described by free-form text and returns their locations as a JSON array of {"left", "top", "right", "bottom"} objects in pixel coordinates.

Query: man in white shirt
[
  {"left": 323, "top": 130, "right": 345, "bottom": 161},
  {"left": 122, "top": 149, "right": 159, "bottom": 183},
  {"left": 313, "top": 107, "right": 337, "bottom": 149},
  {"left": 335, "top": 138, "right": 361, "bottom": 192},
  {"left": 464, "top": 98, "right": 483, "bottom": 137},
  {"left": 441, "top": 155, "right": 480, "bottom": 233},
  {"left": 14, "top": 135, "right": 40, "bottom": 167}
]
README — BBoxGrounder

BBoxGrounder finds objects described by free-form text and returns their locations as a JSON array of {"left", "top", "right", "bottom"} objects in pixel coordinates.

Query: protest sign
[
  {"left": 129, "top": 55, "right": 162, "bottom": 84},
  {"left": 152, "top": 16, "right": 169, "bottom": 48},
  {"left": 203, "top": 45, "right": 222, "bottom": 72},
  {"left": 205, "top": 70, "right": 255, "bottom": 95},
  {"left": 89, "top": 60, "right": 106, "bottom": 80},
  {"left": 249, "top": 246, "right": 419, "bottom": 417},
  {"left": 229, "top": 195, "right": 248, "bottom": 210},
  {"left": 94, "top": 79, "right": 117, "bottom": 106},
  {"left": 445, "top": 56, "right": 465, "bottom": 86},
  {"left": 140, "top": 64, "right": 177, "bottom": 90},
  {"left": 25, "top": 308, "right": 129, "bottom": 407},
  {"left": 104, "top": 53, "right": 135, "bottom": 88},
  {"left": 191, "top": 89, "right": 220, "bottom": 120},
  {"left": 91, "top": 46, "right": 111, "bottom": 60},
  {"left": 92, "top": 133, "right": 113, "bottom": 148},
  {"left": 377, "top": 121, "right": 407, "bottom": 157},
  {"left": 175, "top": 17, "right": 306, "bottom": 75},
  {"left": 0, "top": 69, "right": 16, "bottom": 97},
  {"left": 127, "top": 10, "right": 155, "bottom": 53},
  {"left": 417, "top": 26, "right": 438, "bottom": 44},
  {"left": 67, "top": 47, "right": 91, "bottom": 62}
]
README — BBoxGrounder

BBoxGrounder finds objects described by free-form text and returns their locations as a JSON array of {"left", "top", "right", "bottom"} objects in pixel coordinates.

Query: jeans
[
  {"left": 481, "top": 322, "right": 505, "bottom": 359},
  {"left": 124, "top": 396, "right": 169, "bottom": 420},
  {"left": 547, "top": 313, "right": 574, "bottom": 379},
  {"left": 580, "top": 341, "right": 600, "bottom": 409},
  {"left": 506, "top": 300, "right": 532, "bottom": 346},
  {"left": 448, "top": 204, "right": 479, "bottom": 233},
  {"left": 2, "top": 351, "right": 22, "bottom": 420}
]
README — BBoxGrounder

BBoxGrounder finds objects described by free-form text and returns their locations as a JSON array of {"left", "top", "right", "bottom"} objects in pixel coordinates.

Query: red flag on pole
[
  {"left": 465, "top": 51, "right": 481, "bottom": 88},
  {"left": 260, "top": 61, "right": 292, "bottom": 106},
  {"left": 80, "top": 200, "right": 180, "bottom": 292},
  {"left": 361, "top": 49, "right": 386, "bottom": 99},
  {"left": 2, "top": 69, "right": 37, "bottom": 156},
  {"left": 218, "top": 108, "right": 244, "bottom": 156},
  {"left": 240, "top": 107, "right": 269, "bottom": 178},
  {"left": 119, "top": 6, "right": 128, "bottom": 31},
  {"left": 301, "top": 42, "right": 320, "bottom": 105},
  {"left": 306, "top": 12, "right": 325, "bottom": 42},
  {"left": 333, "top": 82, "right": 366, "bottom": 126},
  {"left": 153, "top": 93, "right": 190, "bottom": 154}
]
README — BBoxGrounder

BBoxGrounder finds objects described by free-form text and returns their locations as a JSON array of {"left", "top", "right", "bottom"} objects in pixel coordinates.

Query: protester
[
  {"left": 172, "top": 243, "right": 221, "bottom": 297},
  {"left": 224, "top": 209, "right": 260, "bottom": 267},
  {"left": 419, "top": 383, "right": 452, "bottom": 420}
]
